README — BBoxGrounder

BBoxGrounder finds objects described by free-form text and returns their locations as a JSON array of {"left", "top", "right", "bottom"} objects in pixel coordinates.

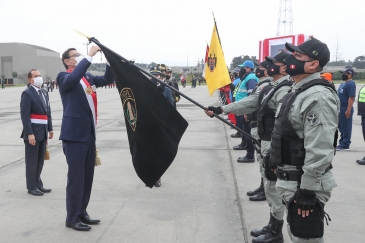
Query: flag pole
[
  {"left": 212, "top": 12, "right": 222, "bottom": 46},
  {"left": 75, "top": 33, "right": 260, "bottom": 146}
]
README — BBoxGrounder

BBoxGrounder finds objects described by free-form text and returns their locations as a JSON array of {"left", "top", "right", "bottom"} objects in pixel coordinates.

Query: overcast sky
[{"left": 0, "top": 0, "right": 363, "bottom": 66}]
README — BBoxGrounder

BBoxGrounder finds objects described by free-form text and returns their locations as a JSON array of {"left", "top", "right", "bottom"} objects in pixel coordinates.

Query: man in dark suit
[
  {"left": 20, "top": 69, "right": 53, "bottom": 196},
  {"left": 57, "top": 46, "right": 114, "bottom": 231}
]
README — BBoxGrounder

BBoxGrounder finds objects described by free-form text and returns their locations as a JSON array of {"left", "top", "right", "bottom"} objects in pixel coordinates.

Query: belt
[
  {"left": 250, "top": 121, "right": 257, "bottom": 128},
  {"left": 276, "top": 164, "right": 333, "bottom": 182}
]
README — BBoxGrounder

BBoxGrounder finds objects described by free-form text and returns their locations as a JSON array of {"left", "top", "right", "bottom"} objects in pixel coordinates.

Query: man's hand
[
  {"left": 28, "top": 134, "right": 36, "bottom": 146},
  {"left": 293, "top": 188, "right": 316, "bottom": 218},
  {"left": 244, "top": 114, "right": 249, "bottom": 122},
  {"left": 175, "top": 97, "right": 180, "bottom": 102},
  {"left": 207, "top": 106, "right": 222, "bottom": 114},
  {"left": 49, "top": 131, "right": 54, "bottom": 139},
  {"left": 88, "top": 46, "right": 101, "bottom": 57},
  {"left": 345, "top": 110, "right": 351, "bottom": 119}
]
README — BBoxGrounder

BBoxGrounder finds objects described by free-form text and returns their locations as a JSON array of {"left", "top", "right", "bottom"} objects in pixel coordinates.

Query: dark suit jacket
[
  {"left": 57, "top": 58, "right": 114, "bottom": 142},
  {"left": 20, "top": 86, "right": 53, "bottom": 141}
]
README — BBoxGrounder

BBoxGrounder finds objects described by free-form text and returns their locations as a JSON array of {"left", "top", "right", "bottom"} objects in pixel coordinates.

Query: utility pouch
[
  {"left": 263, "top": 153, "right": 277, "bottom": 181},
  {"left": 287, "top": 197, "right": 325, "bottom": 238}
]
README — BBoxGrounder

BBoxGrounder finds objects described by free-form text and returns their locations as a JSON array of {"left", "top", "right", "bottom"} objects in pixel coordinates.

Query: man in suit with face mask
[
  {"left": 57, "top": 46, "right": 114, "bottom": 231},
  {"left": 20, "top": 69, "right": 54, "bottom": 196}
]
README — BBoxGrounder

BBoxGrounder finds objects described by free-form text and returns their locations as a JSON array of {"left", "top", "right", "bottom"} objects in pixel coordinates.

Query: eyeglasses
[{"left": 68, "top": 53, "right": 83, "bottom": 59}]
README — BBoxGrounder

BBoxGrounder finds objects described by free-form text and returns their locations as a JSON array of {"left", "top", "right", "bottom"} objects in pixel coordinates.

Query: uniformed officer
[
  {"left": 149, "top": 66, "right": 174, "bottom": 187},
  {"left": 205, "top": 51, "right": 293, "bottom": 243},
  {"left": 165, "top": 67, "right": 180, "bottom": 108},
  {"left": 270, "top": 38, "right": 339, "bottom": 242},
  {"left": 246, "top": 60, "right": 271, "bottom": 202}
]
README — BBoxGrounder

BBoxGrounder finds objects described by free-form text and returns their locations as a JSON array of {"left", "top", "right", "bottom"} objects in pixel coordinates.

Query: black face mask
[
  {"left": 239, "top": 68, "right": 247, "bottom": 79},
  {"left": 255, "top": 68, "right": 266, "bottom": 78},
  {"left": 267, "top": 63, "right": 281, "bottom": 76},
  {"left": 342, "top": 73, "right": 349, "bottom": 81},
  {"left": 285, "top": 55, "right": 315, "bottom": 76},
  {"left": 165, "top": 75, "right": 171, "bottom": 80}
]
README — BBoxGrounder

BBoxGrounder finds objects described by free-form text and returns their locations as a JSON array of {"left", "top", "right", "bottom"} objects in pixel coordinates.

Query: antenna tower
[{"left": 276, "top": 0, "right": 293, "bottom": 36}]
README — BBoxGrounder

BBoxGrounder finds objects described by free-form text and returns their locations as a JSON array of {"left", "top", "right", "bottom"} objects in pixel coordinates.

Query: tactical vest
[
  {"left": 269, "top": 79, "right": 337, "bottom": 168},
  {"left": 247, "top": 79, "right": 271, "bottom": 123},
  {"left": 358, "top": 85, "right": 365, "bottom": 116},
  {"left": 257, "top": 80, "right": 293, "bottom": 141},
  {"left": 233, "top": 73, "right": 249, "bottom": 98}
]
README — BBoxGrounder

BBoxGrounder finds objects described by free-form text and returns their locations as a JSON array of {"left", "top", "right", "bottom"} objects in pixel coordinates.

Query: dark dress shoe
[
  {"left": 237, "top": 156, "right": 255, "bottom": 163},
  {"left": 79, "top": 215, "right": 100, "bottom": 225},
  {"left": 233, "top": 143, "right": 247, "bottom": 150},
  {"left": 357, "top": 159, "right": 365, "bottom": 165},
  {"left": 28, "top": 189, "right": 44, "bottom": 196},
  {"left": 230, "top": 132, "right": 241, "bottom": 138},
  {"left": 38, "top": 187, "right": 51, "bottom": 193},
  {"left": 249, "top": 191, "right": 266, "bottom": 201},
  {"left": 66, "top": 221, "right": 91, "bottom": 231}
]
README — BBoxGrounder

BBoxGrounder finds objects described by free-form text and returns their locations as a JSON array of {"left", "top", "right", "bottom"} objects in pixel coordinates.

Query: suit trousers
[
  {"left": 63, "top": 135, "right": 95, "bottom": 224},
  {"left": 24, "top": 138, "right": 46, "bottom": 190}
]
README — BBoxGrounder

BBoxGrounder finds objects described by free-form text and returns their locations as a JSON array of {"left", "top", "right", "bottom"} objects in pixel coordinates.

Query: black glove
[
  {"left": 207, "top": 106, "right": 222, "bottom": 115},
  {"left": 294, "top": 188, "right": 317, "bottom": 210}
]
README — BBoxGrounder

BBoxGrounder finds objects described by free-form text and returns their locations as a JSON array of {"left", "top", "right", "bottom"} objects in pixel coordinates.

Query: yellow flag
[{"left": 204, "top": 25, "right": 231, "bottom": 96}]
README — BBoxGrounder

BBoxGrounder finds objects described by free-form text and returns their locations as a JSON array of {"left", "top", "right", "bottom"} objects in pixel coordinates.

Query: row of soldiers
[
  {"left": 148, "top": 63, "right": 181, "bottom": 187},
  {"left": 206, "top": 37, "right": 339, "bottom": 243}
]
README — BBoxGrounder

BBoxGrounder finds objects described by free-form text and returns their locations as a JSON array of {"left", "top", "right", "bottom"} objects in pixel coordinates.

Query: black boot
[
  {"left": 247, "top": 178, "right": 263, "bottom": 196},
  {"left": 252, "top": 215, "right": 284, "bottom": 243},
  {"left": 249, "top": 189, "right": 266, "bottom": 201},
  {"left": 250, "top": 213, "right": 273, "bottom": 237}
]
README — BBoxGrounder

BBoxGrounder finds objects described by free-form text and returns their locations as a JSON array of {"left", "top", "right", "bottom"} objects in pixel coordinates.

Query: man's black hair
[{"left": 61, "top": 48, "right": 76, "bottom": 69}]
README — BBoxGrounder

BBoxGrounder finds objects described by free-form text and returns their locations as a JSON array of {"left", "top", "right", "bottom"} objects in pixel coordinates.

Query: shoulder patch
[{"left": 306, "top": 111, "right": 319, "bottom": 126}]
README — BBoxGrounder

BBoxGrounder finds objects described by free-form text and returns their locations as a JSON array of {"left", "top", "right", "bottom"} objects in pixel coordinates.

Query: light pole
[{"left": 83, "top": 42, "right": 90, "bottom": 54}]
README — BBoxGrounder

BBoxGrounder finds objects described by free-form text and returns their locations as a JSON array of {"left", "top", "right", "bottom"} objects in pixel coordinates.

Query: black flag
[{"left": 97, "top": 41, "right": 189, "bottom": 188}]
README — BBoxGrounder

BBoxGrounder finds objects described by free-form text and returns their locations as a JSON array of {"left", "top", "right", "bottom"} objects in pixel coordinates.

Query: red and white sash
[
  {"left": 30, "top": 114, "right": 48, "bottom": 124},
  {"left": 66, "top": 70, "right": 98, "bottom": 128}
]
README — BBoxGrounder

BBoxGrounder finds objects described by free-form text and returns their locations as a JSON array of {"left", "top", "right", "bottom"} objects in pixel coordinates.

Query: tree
[
  {"left": 148, "top": 62, "right": 158, "bottom": 68},
  {"left": 12, "top": 71, "right": 18, "bottom": 79},
  {"left": 174, "top": 73, "right": 180, "bottom": 81},
  {"left": 327, "top": 60, "right": 346, "bottom": 66},
  {"left": 230, "top": 55, "right": 251, "bottom": 69},
  {"left": 17, "top": 73, "right": 28, "bottom": 83},
  {"left": 353, "top": 55, "right": 365, "bottom": 69}
]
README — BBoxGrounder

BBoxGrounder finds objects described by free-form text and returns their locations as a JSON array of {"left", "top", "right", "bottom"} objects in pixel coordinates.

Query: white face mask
[
  {"left": 74, "top": 55, "right": 84, "bottom": 66},
  {"left": 33, "top": 77, "right": 43, "bottom": 87}
]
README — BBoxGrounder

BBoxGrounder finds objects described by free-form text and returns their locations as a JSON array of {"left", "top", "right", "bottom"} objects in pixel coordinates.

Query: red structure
[{"left": 259, "top": 34, "right": 311, "bottom": 62}]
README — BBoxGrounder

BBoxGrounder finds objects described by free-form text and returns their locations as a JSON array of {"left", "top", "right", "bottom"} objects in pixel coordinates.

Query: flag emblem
[
  {"left": 290, "top": 64, "right": 296, "bottom": 69},
  {"left": 208, "top": 53, "right": 217, "bottom": 72},
  {"left": 120, "top": 88, "right": 137, "bottom": 131}
]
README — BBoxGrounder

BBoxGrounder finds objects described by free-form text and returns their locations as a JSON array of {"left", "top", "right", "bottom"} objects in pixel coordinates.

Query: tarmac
[{"left": 0, "top": 84, "right": 364, "bottom": 243}]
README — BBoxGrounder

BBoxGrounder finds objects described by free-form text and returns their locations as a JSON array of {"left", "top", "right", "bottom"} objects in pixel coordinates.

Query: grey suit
[{"left": 20, "top": 86, "right": 53, "bottom": 190}]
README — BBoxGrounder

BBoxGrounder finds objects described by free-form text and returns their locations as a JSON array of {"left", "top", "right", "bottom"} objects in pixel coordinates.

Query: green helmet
[{"left": 150, "top": 66, "right": 161, "bottom": 75}]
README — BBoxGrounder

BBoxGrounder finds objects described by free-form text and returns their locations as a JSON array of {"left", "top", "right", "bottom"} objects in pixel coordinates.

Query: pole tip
[{"left": 74, "top": 29, "right": 90, "bottom": 39}]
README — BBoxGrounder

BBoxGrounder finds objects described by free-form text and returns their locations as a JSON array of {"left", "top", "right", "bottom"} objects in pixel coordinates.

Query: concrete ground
[{"left": 0, "top": 84, "right": 364, "bottom": 243}]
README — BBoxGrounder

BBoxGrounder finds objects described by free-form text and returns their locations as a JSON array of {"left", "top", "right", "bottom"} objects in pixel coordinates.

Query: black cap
[
  {"left": 265, "top": 51, "right": 290, "bottom": 64},
  {"left": 255, "top": 60, "right": 269, "bottom": 68},
  {"left": 285, "top": 37, "right": 330, "bottom": 67},
  {"left": 340, "top": 68, "right": 356, "bottom": 75}
]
